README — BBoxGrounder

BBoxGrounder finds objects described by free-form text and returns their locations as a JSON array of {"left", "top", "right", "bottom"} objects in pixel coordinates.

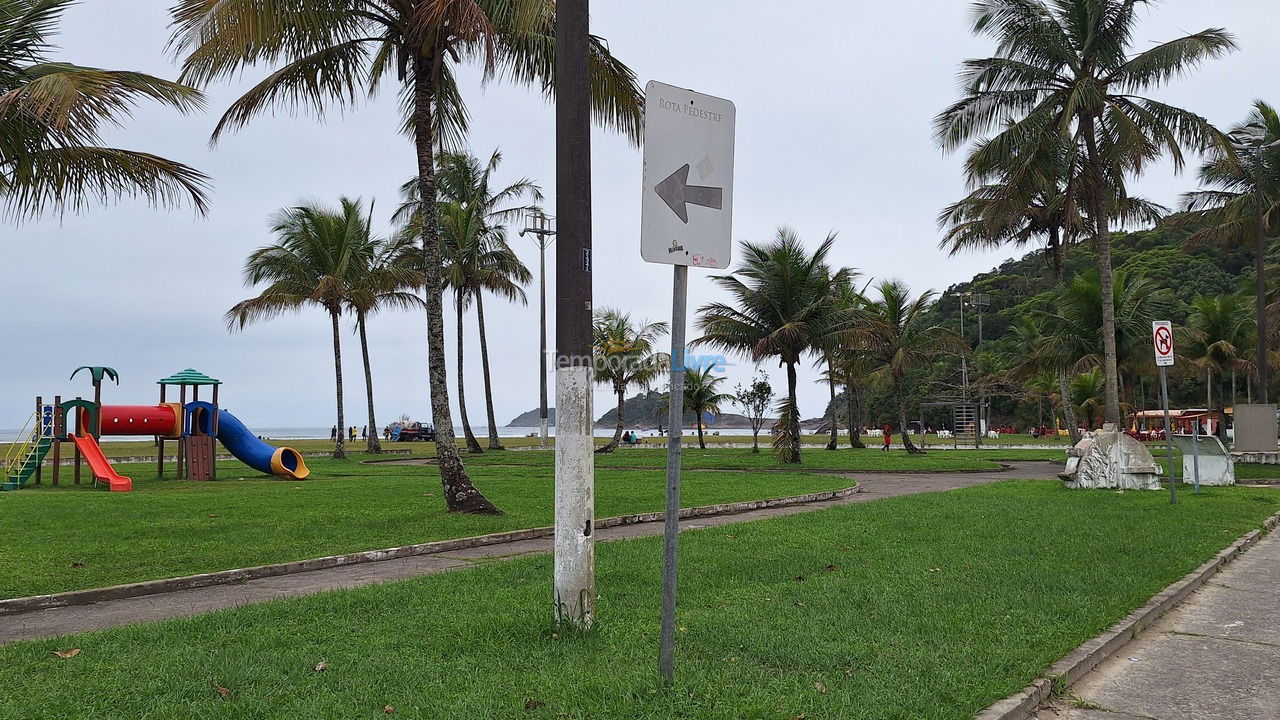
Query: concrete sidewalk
[
  {"left": 1033, "top": 528, "right": 1280, "bottom": 720},
  {"left": 0, "top": 462, "right": 1052, "bottom": 645}
]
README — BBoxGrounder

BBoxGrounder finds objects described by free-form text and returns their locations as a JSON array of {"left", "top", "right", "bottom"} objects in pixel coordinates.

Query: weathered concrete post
[{"left": 553, "top": 0, "right": 595, "bottom": 629}]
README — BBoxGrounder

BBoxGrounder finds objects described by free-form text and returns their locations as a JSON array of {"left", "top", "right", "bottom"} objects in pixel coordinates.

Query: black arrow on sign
[{"left": 655, "top": 164, "right": 723, "bottom": 223}]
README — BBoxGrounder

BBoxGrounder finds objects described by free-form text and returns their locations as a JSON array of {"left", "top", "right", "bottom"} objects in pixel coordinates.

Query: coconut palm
[
  {"left": 864, "top": 280, "right": 965, "bottom": 454},
  {"left": 347, "top": 227, "right": 425, "bottom": 454},
  {"left": 227, "top": 198, "right": 377, "bottom": 460},
  {"left": 1069, "top": 368, "right": 1106, "bottom": 431},
  {"left": 171, "top": 0, "right": 643, "bottom": 514},
  {"left": 1035, "top": 268, "right": 1171, "bottom": 422},
  {"left": 936, "top": 0, "right": 1236, "bottom": 427},
  {"left": 1001, "top": 315, "right": 1080, "bottom": 442},
  {"left": 1182, "top": 101, "right": 1280, "bottom": 403},
  {"left": 678, "top": 365, "right": 732, "bottom": 450},
  {"left": 696, "top": 229, "right": 854, "bottom": 463},
  {"left": 438, "top": 197, "right": 531, "bottom": 453},
  {"left": 592, "top": 309, "right": 667, "bottom": 454},
  {"left": 427, "top": 150, "right": 539, "bottom": 450},
  {"left": 1185, "top": 294, "right": 1255, "bottom": 440},
  {"left": 1, "top": 0, "right": 208, "bottom": 220}
]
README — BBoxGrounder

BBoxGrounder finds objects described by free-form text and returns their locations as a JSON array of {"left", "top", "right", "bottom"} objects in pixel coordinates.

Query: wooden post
[
  {"left": 211, "top": 384, "right": 219, "bottom": 480},
  {"left": 52, "top": 395, "right": 61, "bottom": 486},
  {"left": 158, "top": 384, "right": 166, "bottom": 478},
  {"left": 178, "top": 385, "right": 187, "bottom": 480},
  {"left": 74, "top": 396, "right": 82, "bottom": 485},
  {"left": 34, "top": 396, "right": 42, "bottom": 485}
]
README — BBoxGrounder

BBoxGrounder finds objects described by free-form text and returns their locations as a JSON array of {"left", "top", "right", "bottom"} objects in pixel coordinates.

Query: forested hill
[
  {"left": 821, "top": 217, "right": 1266, "bottom": 430},
  {"left": 925, "top": 216, "right": 1256, "bottom": 353}
]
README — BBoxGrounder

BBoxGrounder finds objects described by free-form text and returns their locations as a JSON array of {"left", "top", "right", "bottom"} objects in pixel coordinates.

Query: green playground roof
[{"left": 157, "top": 368, "right": 221, "bottom": 386}]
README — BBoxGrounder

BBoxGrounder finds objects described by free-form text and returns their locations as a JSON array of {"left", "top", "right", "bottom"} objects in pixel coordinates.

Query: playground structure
[{"left": 2, "top": 367, "right": 309, "bottom": 492}]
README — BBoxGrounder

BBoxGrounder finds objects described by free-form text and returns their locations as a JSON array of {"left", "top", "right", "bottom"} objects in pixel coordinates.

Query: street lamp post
[{"left": 520, "top": 212, "right": 556, "bottom": 449}]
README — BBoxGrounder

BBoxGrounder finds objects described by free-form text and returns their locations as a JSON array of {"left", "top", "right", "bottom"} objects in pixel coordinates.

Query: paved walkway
[
  {"left": 0, "top": 462, "right": 1054, "bottom": 645},
  {"left": 1032, "top": 528, "right": 1280, "bottom": 720}
]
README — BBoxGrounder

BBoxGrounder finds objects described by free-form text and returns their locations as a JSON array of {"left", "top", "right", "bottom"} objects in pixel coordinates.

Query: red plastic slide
[{"left": 71, "top": 434, "right": 133, "bottom": 492}]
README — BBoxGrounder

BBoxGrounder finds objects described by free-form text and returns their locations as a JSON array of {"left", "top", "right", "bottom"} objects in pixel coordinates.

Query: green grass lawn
[
  {"left": 1, "top": 481, "right": 1275, "bottom": 719},
  {"left": 0, "top": 456, "right": 854, "bottom": 599},
  {"left": 462, "top": 447, "right": 1066, "bottom": 471}
]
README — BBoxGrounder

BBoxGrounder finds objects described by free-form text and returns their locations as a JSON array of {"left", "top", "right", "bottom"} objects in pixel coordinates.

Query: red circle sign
[{"left": 1154, "top": 325, "right": 1173, "bottom": 355}]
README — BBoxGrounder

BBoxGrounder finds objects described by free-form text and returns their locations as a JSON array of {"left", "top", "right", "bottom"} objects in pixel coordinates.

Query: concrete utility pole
[
  {"left": 553, "top": 0, "right": 595, "bottom": 629},
  {"left": 520, "top": 212, "right": 556, "bottom": 448}
]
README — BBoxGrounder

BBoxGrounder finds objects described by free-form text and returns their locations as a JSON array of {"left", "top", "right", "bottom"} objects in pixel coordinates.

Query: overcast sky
[{"left": 3, "top": 1, "right": 1277, "bottom": 432}]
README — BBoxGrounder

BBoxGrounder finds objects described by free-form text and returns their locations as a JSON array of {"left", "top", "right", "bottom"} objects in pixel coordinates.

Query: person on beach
[{"left": 331, "top": 426, "right": 337, "bottom": 442}]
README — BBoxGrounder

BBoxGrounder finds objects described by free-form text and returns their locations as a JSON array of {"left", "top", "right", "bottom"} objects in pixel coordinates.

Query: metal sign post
[
  {"left": 1191, "top": 420, "right": 1201, "bottom": 493},
  {"left": 1153, "top": 321, "right": 1176, "bottom": 504},
  {"left": 641, "top": 80, "right": 736, "bottom": 684}
]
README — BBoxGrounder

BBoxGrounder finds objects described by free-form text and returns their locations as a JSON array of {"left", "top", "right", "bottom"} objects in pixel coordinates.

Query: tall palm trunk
[
  {"left": 896, "top": 377, "right": 922, "bottom": 454},
  {"left": 356, "top": 312, "right": 381, "bottom": 454},
  {"left": 783, "top": 360, "right": 802, "bottom": 463},
  {"left": 455, "top": 292, "right": 483, "bottom": 454},
  {"left": 411, "top": 58, "right": 497, "bottom": 514},
  {"left": 1081, "top": 113, "right": 1122, "bottom": 427},
  {"left": 696, "top": 406, "right": 706, "bottom": 449},
  {"left": 1256, "top": 189, "right": 1271, "bottom": 404},
  {"left": 474, "top": 293, "right": 504, "bottom": 450},
  {"left": 846, "top": 382, "right": 865, "bottom": 448},
  {"left": 597, "top": 385, "right": 625, "bottom": 454},
  {"left": 329, "top": 308, "right": 346, "bottom": 460},
  {"left": 825, "top": 358, "right": 838, "bottom": 450},
  {"left": 1057, "top": 370, "right": 1081, "bottom": 443}
]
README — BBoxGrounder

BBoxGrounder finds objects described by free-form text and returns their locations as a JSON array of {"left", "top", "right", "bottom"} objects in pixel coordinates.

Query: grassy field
[
  {"left": 0, "top": 455, "right": 854, "bottom": 599},
  {"left": 1, "top": 481, "right": 1275, "bottom": 719},
  {"left": 3, "top": 431, "right": 1071, "bottom": 462},
  {"left": 461, "top": 446, "right": 1066, "bottom": 471}
]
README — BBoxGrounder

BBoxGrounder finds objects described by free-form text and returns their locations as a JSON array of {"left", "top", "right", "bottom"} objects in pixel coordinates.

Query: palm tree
[
  {"left": 696, "top": 229, "right": 854, "bottom": 463},
  {"left": 227, "top": 198, "right": 377, "bottom": 460},
  {"left": 1036, "top": 268, "right": 1171, "bottom": 425},
  {"left": 429, "top": 150, "right": 539, "bottom": 450},
  {"left": 1182, "top": 101, "right": 1280, "bottom": 403},
  {"left": 1069, "top": 369, "right": 1106, "bottom": 431},
  {"left": 678, "top": 365, "right": 732, "bottom": 450},
  {"left": 864, "top": 280, "right": 965, "bottom": 454},
  {"left": 1185, "top": 294, "right": 1255, "bottom": 440},
  {"left": 171, "top": 0, "right": 643, "bottom": 514},
  {"left": 2, "top": 0, "right": 208, "bottom": 219},
  {"left": 592, "top": 309, "right": 667, "bottom": 453},
  {"left": 347, "top": 226, "right": 425, "bottom": 454},
  {"left": 1001, "top": 315, "right": 1080, "bottom": 442},
  {"left": 936, "top": 0, "right": 1236, "bottom": 427}
]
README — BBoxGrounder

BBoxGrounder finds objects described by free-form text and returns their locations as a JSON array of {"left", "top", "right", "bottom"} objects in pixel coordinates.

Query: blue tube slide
[{"left": 185, "top": 402, "right": 310, "bottom": 480}]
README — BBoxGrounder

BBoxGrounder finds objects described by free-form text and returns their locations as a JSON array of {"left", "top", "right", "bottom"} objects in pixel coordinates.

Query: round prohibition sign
[{"left": 1154, "top": 325, "right": 1173, "bottom": 355}]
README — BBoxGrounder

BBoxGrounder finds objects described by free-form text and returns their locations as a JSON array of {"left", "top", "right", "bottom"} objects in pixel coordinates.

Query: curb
[
  {"left": 0, "top": 485, "right": 858, "bottom": 617},
  {"left": 974, "top": 509, "right": 1280, "bottom": 720}
]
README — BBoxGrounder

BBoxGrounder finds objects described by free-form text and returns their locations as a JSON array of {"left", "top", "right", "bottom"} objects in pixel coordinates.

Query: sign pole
[
  {"left": 1159, "top": 367, "right": 1177, "bottom": 505},
  {"left": 1191, "top": 418, "right": 1201, "bottom": 493},
  {"left": 659, "top": 264, "right": 688, "bottom": 684}
]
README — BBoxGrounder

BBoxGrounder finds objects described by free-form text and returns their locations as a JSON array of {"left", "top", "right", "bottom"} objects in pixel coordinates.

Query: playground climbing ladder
[{"left": 2, "top": 409, "right": 53, "bottom": 491}]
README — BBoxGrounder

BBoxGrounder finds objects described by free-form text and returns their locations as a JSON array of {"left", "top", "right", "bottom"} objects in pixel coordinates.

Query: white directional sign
[
  {"left": 1153, "top": 320, "right": 1174, "bottom": 367},
  {"left": 641, "top": 81, "right": 736, "bottom": 269}
]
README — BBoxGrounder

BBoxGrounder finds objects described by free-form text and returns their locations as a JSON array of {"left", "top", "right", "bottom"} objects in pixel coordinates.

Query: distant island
[{"left": 506, "top": 408, "right": 555, "bottom": 427}]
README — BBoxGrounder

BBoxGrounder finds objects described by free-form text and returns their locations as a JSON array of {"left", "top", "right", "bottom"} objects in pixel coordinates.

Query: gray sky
[{"left": 4, "top": 1, "right": 1277, "bottom": 431}]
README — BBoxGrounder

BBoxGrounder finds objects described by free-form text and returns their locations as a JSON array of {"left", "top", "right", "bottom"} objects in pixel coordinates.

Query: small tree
[{"left": 733, "top": 373, "right": 773, "bottom": 453}]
